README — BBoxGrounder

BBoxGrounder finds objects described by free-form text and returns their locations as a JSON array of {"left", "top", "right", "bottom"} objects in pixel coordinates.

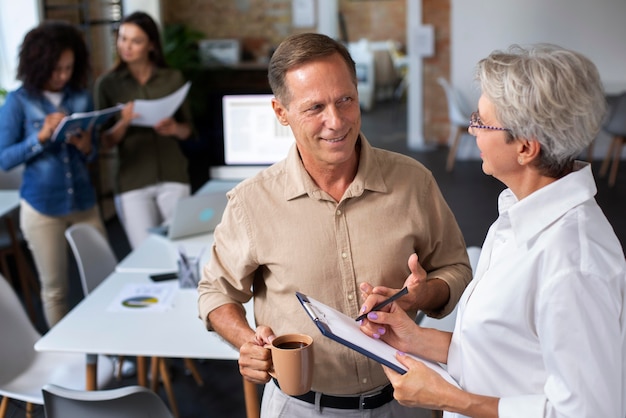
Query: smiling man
[{"left": 197, "top": 33, "right": 472, "bottom": 417}]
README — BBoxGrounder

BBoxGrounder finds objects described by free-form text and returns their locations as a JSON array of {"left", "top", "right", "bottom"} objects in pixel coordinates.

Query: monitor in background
[{"left": 222, "top": 94, "right": 295, "bottom": 165}]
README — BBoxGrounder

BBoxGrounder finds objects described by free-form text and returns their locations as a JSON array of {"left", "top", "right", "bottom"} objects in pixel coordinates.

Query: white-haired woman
[{"left": 360, "top": 44, "right": 626, "bottom": 418}]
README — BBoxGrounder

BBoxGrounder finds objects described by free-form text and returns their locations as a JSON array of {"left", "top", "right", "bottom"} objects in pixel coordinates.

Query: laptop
[{"left": 152, "top": 191, "right": 229, "bottom": 240}]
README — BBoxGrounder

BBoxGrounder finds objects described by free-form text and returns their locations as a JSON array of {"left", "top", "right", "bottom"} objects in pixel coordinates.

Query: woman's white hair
[{"left": 476, "top": 44, "right": 607, "bottom": 176}]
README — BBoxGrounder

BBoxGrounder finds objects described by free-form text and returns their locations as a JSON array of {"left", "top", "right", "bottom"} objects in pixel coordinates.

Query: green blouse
[{"left": 94, "top": 67, "right": 192, "bottom": 194}]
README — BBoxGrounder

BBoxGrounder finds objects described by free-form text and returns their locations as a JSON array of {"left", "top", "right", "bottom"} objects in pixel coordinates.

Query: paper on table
[
  {"left": 296, "top": 292, "right": 460, "bottom": 388},
  {"left": 131, "top": 82, "right": 191, "bottom": 127},
  {"left": 107, "top": 281, "right": 177, "bottom": 312}
]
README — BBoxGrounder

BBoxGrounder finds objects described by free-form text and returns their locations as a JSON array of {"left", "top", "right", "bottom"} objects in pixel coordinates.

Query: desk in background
[{"left": 35, "top": 232, "right": 260, "bottom": 418}]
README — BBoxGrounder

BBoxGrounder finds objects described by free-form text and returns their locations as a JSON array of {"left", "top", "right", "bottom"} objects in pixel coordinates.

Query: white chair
[
  {"left": 65, "top": 223, "right": 118, "bottom": 296},
  {"left": 42, "top": 383, "right": 173, "bottom": 418},
  {"left": 599, "top": 92, "right": 626, "bottom": 187},
  {"left": 0, "top": 274, "right": 114, "bottom": 418},
  {"left": 437, "top": 77, "right": 473, "bottom": 172},
  {"left": 64, "top": 224, "right": 202, "bottom": 418},
  {"left": 0, "top": 164, "right": 40, "bottom": 323}
]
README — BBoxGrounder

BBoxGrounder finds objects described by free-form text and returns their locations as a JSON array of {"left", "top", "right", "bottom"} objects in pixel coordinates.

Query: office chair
[
  {"left": 64, "top": 224, "right": 203, "bottom": 418},
  {"left": 0, "top": 164, "right": 40, "bottom": 323},
  {"left": 0, "top": 274, "right": 114, "bottom": 418},
  {"left": 42, "top": 383, "right": 173, "bottom": 418},
  {"left": 599, "top": 92, "right": 626, "bottom": 187},
  {"left": 437, "top": 77, "right": 473, "bottom": 172}
]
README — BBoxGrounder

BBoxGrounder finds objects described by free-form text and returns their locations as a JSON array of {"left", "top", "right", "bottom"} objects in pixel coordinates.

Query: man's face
[{"left": 271, "top": 53, "right": 361, "bottom": 171}]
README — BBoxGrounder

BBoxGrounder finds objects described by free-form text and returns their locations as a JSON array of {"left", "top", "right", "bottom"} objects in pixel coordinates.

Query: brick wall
[{"left": 162, "top": 0, "right": 451, "bottom": 144}]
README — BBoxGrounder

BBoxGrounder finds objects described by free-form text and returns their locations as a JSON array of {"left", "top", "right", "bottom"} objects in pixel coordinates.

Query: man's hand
[
  {"left": 359, "top": 253, "right": 427, "bottom": 312},
  {"left": 238, "top": 325, "right": 276, "bottom": 384}
]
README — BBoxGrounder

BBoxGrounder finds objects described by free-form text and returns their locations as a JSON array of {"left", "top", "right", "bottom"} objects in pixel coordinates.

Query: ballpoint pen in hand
[{"left": 355, "top": 287, "right": 409, "bottom": 322}]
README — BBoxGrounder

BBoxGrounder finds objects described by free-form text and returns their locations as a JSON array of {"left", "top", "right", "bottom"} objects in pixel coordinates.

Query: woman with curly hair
[{"left": 0, "top": 21, "right": 105, "bottom": 327}]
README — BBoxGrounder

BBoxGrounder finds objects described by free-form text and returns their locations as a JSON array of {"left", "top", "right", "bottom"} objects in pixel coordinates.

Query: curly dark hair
[
  {"left": 17, "top": 21, "right": 90, "bottom": 93},
  {"left": 113, "top": 11, "right": 168, "bottom": 72}
]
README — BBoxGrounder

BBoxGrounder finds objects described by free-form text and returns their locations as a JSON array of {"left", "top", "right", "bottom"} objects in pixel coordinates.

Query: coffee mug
[{"left": 266, "top": 333, "right": 314, "bottom": 396}]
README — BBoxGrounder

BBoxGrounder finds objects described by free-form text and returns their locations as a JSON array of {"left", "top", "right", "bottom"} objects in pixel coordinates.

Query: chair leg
[
  {"left": 25, "top": 402, "right": 34, "bottom": 418},
  {"left": 184, "top": 358, "right": 204, "bottom": 386},
  {"left": 5, "top": 217, "right": 39, "bottom": 323},
  {"left": 158, "top": 358, "right": 180, "bottom": 418},
  {"left": 608, "top": 137, "right": 624, "bottom": 187},
  {"left": 150, "top": 356, "right": 160, "bottom": 392},
  {"left": 0, "top": 396, "right": 9, "bottom": 418},
  {"left": 243, "top": 378, "right": 260, "bottom": 418},
  {"left": 599, "top": 136, "right": 617, "bottom": 177},
  {"left": 446, "top": 127, "right": 464, "bottom": 172},
  {"left": 431, "top": 410, "right": 443, "bottom": 418}
]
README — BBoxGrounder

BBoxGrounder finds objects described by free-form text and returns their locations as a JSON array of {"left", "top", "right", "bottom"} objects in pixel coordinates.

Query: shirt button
[
  {"left": 63, "top": 157, "right": 69, "bottom": 163},
  {"left": 66, "top": 172, "right": 72, "bottom": 178},
  {"left": 341, "top": 252, "right": 348, "bottom": 259},
  {"left": 336, "top": 209, "right": 342, "bottom": 216},
  {"left": 362, "top": 378, "right": 368, "bottom": 384},
  {"left": 68, "top": 188, "right": 74, "bottom": 194},
  {"left": 347, "top": 293, "right": 353, "bottom": 300}
]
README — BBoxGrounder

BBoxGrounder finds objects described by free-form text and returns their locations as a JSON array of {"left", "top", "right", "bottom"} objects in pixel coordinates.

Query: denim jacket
[{"left": 0, "top": 86, "right": 98, "bottom": 216}]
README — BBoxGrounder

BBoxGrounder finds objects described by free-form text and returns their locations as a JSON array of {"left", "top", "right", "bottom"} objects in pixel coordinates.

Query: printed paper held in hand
[
  {"left": 296, "top": 292, "right": 460, "bottom": 388},
  {"left": 131, "top": 82, "right": 191, "bottom": 127},
  {"left": 51, "top": 104, "right": 124, "bottom": 142}
]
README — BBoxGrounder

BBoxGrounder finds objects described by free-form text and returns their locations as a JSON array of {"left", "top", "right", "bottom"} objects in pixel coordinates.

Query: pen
[{"left": 355, "top": 287, "right": 409, "bottom": 322}]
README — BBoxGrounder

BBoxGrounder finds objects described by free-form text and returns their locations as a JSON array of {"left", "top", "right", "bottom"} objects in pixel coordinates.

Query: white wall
[
  {"left": 121, "top": 0, "right": 162, "bottom": 25},
  {"left": 450, "top": 0, "right": 626, "bottom": 159},
  {"left": 0, "top": 0, "right": 40, "bottom": 90}
]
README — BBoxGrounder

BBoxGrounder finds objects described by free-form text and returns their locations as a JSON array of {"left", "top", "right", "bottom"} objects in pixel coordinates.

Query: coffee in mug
[{"left": 266, "top": 333, "right": 314, "bottom": 396}]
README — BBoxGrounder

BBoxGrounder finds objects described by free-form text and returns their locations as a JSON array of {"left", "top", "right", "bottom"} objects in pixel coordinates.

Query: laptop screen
[{"left": 222, "top": 94, "right": 295, "bottom": 165}]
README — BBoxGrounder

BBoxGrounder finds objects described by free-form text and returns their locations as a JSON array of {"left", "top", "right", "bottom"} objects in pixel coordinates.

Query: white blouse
[{"left": 447, "top": 163, "right": 626, "bottom": 418}]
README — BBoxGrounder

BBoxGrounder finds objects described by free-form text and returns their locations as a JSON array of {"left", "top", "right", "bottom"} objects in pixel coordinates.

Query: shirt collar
[
  {"left": 282, "top": 133, "right": 388, "bottom": 201},
  {"left": 499, "top": 161, "right": 597, "bottom": 245}
]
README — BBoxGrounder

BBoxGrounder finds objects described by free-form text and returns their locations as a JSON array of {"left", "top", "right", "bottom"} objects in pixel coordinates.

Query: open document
[
  {"left": 296, "top": 292, "right": 460, "bottom": 387},
  {"left": 51, "top": 104, "right": 124, "bottom": 142},
  {"left": 131, "top": 82, "right": 191, "bottom": 127}
]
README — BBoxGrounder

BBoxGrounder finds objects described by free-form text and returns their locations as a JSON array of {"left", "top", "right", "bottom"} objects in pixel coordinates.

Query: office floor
[{"left": 6, "top": 100, "right": 625, "bottom": 418}]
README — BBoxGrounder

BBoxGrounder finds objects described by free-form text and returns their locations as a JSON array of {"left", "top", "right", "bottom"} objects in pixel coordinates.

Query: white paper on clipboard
[
  {"left": 131, "top": 82, "right": 191, "bottom": 127},
  {"left": 296, "top": 292, "right": 459, "bottom": 387}
]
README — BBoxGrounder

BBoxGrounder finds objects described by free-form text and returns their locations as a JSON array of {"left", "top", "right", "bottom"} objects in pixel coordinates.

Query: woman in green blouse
[{"left": 95, "top": 11, "right": 192, "bottom": 249}]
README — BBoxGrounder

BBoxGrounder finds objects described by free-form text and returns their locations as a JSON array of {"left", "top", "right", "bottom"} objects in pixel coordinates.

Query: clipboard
[{"left": 296, "top": 292, "right": 459, "bottom": 386}]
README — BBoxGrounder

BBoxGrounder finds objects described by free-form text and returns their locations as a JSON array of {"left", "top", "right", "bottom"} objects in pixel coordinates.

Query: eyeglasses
[{"left": 468, "top": 111, "right": 511, "bottom": 136}]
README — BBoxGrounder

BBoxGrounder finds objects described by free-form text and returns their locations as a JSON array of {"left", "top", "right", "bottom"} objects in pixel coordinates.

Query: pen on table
[{"left": 355, "top": 286, "right": 409, "bottom": 322}]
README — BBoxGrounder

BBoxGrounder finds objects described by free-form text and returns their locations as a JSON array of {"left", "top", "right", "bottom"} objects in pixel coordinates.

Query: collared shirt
[
  {"left": 198, "top": 135, "right": 472, "bottom": 395},
  {"left": 94, "top": 67, "right": 191, "bottom": 194},
  {"left": 447, "top": 163, "right": 626, "bottom": 418},
  {"left": 0, "top": 86, "right": 97, "bottom": 216}
]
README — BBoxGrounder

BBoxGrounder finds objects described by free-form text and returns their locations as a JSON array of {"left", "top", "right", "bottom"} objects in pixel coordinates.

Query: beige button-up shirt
[{"left": 198, "top": 135, "right": 471, "bottom": 395}]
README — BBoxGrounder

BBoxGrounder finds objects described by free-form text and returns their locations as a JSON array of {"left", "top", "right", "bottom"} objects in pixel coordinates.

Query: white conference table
[{"left": 35, "top": 232, "right": 260, "bottom": 418}]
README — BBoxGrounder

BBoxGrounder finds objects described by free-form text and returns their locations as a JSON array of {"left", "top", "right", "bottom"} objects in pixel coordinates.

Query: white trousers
[
  {"left": 115, "top": 182, "right": 190, "bottom": 250},
  {"left": 20, "top": 200, "right": 105, "bottom": 327},
  {"left": 260, "top": 380, "right": 419, "bottom": 418}
]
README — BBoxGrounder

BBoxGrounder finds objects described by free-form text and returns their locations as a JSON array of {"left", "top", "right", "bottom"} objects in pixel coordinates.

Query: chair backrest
[
  {"left": 0, "top": 274, "right": 40, "bottom": 386},
  {"left": 42, "top": 383, "right": 174, "bottom": 418},
  {"left": 437, "top": 77, "right": 472, "bottom": 126},
  {"left": 604, "top": 91, "right": 626, "bottom": 136},
  {"left": 65, "top": 224, "right": 118, "bottom": 296}
]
